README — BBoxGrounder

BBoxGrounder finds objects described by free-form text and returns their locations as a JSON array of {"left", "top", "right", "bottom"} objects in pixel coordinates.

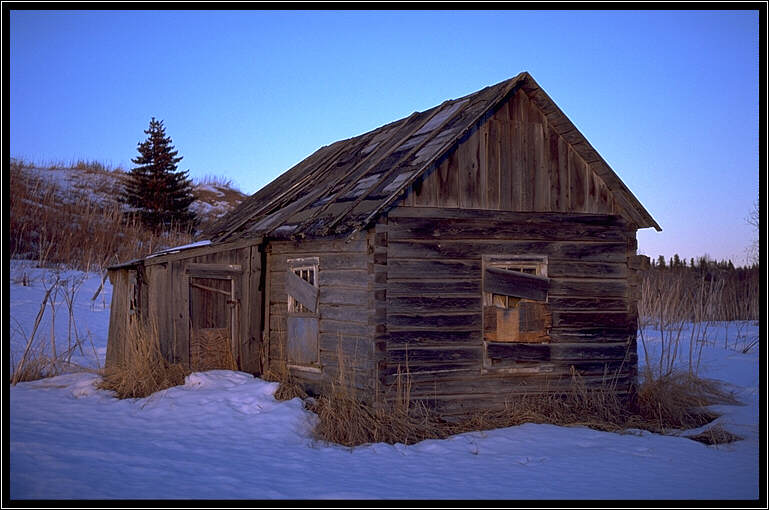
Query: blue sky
[{"left": 9, "top": 10, "right": 761, "bottom": 264}]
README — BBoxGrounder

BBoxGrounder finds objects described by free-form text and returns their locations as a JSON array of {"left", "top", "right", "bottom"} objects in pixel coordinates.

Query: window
[
  {"left": 482, "top": 256, "right": 551, "bottom": 345},
  {"left": 286, "top": 257, "right": 320, "bottom": 369},
  {"left": 288, "top": 264, "right": 317, "bottom": 314}
]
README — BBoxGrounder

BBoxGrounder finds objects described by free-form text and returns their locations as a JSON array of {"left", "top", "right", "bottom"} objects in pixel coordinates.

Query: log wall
[
  {"left": 265, "top": 235, "right": 376, "bottom": 394},
  {"left": 380, "top": 207, "right": 639, "bottom": 415}
]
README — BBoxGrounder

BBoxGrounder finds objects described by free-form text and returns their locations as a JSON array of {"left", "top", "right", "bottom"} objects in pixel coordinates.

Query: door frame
[{"left": 186, "top": 263, "right": 242, "bottom": 369}]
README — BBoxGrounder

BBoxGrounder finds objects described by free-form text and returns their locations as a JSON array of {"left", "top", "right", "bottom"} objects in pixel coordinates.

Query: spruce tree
[{"left": 122, "top": 117, "right": 197, "bottom": 231}]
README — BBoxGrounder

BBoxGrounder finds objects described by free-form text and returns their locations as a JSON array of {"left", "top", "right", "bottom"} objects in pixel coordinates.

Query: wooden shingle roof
[{"left": 207, "top": 72, "right": 660, "bottom": 243}]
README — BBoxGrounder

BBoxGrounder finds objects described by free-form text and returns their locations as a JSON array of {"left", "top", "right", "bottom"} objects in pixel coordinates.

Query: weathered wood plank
[
  {"left": 387, "top": 239, "right": 628, "bottom": 261},
  {"left": 387, "top": 279, "right": 481, "bottom": 297},
  {"left": 285, "top": 270, "right": 318, "bottom": 312},
  {"left": 319, "top": 334, "right": 372, "bottom": 363},
  {"left": 510, "top": 91, "right": 524, "bottom": 210},
  {"left": 380, "top": 359, "right": 482, "bottom": 376},
  {"left": 319, "top": 318, "right": 371, "bottom": 337},
  {"left": 458, "top": 121, "right": 482, "bottom": 209},
  {"left": 386, "top": 329, "right": 482, "bottom": 347},
  {"left": 552, "top": 311, "right": 636, "bottom": 329},
  {"left": 386, "top": 259, "right": 480, "bottom": 279},
  {"left": 499, "top": 102, "right": 513, "bottom": 210},
  {"left": 269, "top": 238, "right": 367, "bottom": 255},
  {"left": 386, "top": 346, "right": 482, "bottom": 364},
  {"left": 318, "top": 303, "right": 369, "bottom": 323},
  {"left": 319, "top": 286, "right": 369, "bottom": 305},
  {"left": 270, "top": 252, "right": 369, "bottom": 272},
  {"left": 531, "top": 95, "right": 550, "bottom": 212},
  {"left": 388, "top": 312, "right": 482, "bottom": 329},
  {"left": 546, "top": 296, "right": 628, "bottom": 312},
  {"left": 387, "top": 295, "right": 480, "bottom": 314},
  {"left": 435, "top": 150, "right": 459, "bottom": 208},
  {"left": 546, "top": 260, "right": 628, "bottom": 279},
  {"left": 317, "top": 269, "right": 369, "bottom": 288},
  {"left": 548, "top": 327, "right": 636, "bottom": 343},
  {"left": 548, "top": 279, "right": 628, "bottom": 298},
  {"left": 387, "top": 217, "right": 631, "bottom": 242},
  {"left": 483, "top": 266, "right": 549, "bottom": 301},
  {"left": 486, "top": 117, "right": 500, "bottom": 209},
  {"left": 547, "top": 123, "right": 561, "bottom": 211},
  {"left": 486, "top": 341, "right": 631, "bottom": 363},
  {"left": 388, "top": 206, "right": 631, "bottom": 224}
]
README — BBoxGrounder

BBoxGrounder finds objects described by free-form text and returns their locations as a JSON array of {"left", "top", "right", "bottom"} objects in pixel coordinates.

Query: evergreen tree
[
  {"left": 672, "top": 253, "right": 681, "bottom": 269},
  {"left": 656, "top": 255, "right": 666, "bottom": 269},
  {"left": 122, "top": 117, "right": 197, "bottom": 231}
]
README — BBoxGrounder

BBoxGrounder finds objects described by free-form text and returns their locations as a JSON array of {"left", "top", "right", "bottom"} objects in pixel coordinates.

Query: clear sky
[{"left": 9, "top": 9, "right": 761, "bottom": 265}]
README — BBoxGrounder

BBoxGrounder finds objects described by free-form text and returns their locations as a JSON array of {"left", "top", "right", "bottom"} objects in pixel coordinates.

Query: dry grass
[
  {"left": 639, "top": 266, "right": 759, "bottom": 325},
  {"left": 308, "top": 363, "right": 451, "bottom": 447},
  {"left": 98, "top": 320, "right": 190, "bottom": 399},
  {"left": 10, "top": 161, "right": 196, "bottom": 271},
  {"left": 10, "top": 354, "right": 52, "bottom": 384},
  {"left": 686, "top": 424, "right": 742, "bottom": 445},
  {"left": 280, "top": 348, "right": 743, "bottom": 447}
]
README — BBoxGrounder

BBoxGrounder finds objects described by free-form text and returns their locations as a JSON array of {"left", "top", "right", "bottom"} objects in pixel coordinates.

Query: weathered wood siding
[
  {"left": 105, "top": 268, "right": 135, "bottom": 368},
  {"left": 265, "top": 235, "right": 376, "bottom": 394},
  {"left": 105, "top": 241, "right": 263, "bottom": 374},
  {"left": 402, "top": 88, "right": 618, "bottom": 217},
  {"left": 380, "top": 207, "right": 638, "bottom": 415}
]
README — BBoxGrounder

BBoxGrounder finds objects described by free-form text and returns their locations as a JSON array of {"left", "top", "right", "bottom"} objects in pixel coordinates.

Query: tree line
[{"left": 650, "top": 254, "right": 757, "bottom": 272}]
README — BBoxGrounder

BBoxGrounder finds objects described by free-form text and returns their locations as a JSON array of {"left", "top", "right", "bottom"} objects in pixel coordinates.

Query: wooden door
[{"left": 189, "top": 276, "right": 239, "bottom": 371}]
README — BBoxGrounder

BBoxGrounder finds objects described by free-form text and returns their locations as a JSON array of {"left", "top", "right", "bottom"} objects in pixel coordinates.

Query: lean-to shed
[{"left": 106, "top": 72, "right": 659, "bottom": 415}]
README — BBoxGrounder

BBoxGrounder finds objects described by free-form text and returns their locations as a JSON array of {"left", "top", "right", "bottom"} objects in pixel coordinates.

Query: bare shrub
[{"left": 98, "top": 319, "right": 189, "bottom": 399}]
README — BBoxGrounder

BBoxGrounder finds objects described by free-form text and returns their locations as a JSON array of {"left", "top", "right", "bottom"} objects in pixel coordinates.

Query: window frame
[
  {"left": 481, "top": 255, "right": 551, "bottom": 372},
  {"left": 285, "top": 257, "right": 321, "bottom": 371}
]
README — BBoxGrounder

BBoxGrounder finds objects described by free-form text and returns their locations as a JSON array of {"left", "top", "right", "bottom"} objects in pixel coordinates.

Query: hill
[{"left": 10, "top": 158, "right": 248, "bottom": 270}]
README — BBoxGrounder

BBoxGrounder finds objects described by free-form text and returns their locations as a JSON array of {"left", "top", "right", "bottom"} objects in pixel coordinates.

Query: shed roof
[{"left": 207, "top": 72, "right": 660, "bottom": 243}]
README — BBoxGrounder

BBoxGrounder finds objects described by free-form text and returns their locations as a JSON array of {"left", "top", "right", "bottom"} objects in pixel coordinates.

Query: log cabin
[{"left": 106, "top": 72, "right": 659, "bottom": 415}]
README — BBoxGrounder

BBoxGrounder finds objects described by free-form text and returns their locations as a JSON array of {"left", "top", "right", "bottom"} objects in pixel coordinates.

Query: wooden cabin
[{"left": 106, "top": 72, "right": 659, "bottom": 415}]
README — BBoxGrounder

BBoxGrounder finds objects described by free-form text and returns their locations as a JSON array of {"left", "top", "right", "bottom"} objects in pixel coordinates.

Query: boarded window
[
  {"left": 286, "top": 257, "right": 320, "bottom": 368},
  {"left": 482, "top": 256, "right": 551, "bottom": 345}
]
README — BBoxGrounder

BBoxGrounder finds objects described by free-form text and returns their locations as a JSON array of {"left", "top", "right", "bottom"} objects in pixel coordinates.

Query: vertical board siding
[
  {"left": 407, "top": 88, "right": 615, "bottom": 217},
  {"left": 105, "top": 269, "right": 130, "bottom": 368},
  {"left": 131, "top": 245, "right": 256, "bottom": 371}
]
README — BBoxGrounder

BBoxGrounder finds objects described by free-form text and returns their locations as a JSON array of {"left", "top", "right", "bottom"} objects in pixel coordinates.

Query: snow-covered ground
[{"left": 8, "top": 261, "right": 761, "bottom": 500}]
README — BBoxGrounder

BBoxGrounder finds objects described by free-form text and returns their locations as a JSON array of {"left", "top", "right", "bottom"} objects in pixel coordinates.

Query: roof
[{"left": 206, "top": 72, "right": 660, "bottom": 243}]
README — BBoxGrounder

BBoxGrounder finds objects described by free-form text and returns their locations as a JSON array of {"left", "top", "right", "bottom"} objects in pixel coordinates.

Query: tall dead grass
[
  {"left": 10, "top": 162, "right": 196, "bottom": 271},
  {"left": 98, "top": 319, "right": 189, "bottom": 399},
  {"left": 276, "top": 336, "right": 741, "bottom": 447},
  {"left": 637, "top": 266, "right": 759, "bottom": 378},
  {"left": 304, "top": 368, "right": 740, "bottom": 447},
  {"left": 10, "top": 271, "right": 101, "bottom": 384}
]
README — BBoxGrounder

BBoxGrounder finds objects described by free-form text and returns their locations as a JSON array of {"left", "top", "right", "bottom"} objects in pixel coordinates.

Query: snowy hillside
[
  {"left": 10, "top": 158, "right": 247, "bottom": 229},
  {"left": 7, "top": 261, "right": 760, "bottom": 500}
]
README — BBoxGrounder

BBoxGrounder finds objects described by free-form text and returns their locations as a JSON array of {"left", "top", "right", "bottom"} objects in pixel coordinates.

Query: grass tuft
[{"left": 98, "top": 320, "right": 190, "bottom": 399}]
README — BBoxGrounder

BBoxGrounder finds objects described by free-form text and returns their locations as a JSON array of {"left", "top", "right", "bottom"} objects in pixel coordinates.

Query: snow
[
  {"left": 8, "top": 261, "right": 761, "bottom": 500},
  {"left": 145, "top": 239, "right": 211, "bottom": 258}
]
